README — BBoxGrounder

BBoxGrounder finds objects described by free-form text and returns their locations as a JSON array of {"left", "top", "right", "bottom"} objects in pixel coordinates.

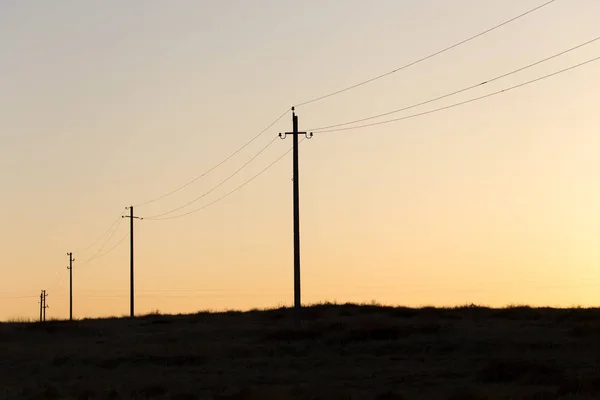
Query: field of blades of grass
[{"left": 1, "top": 303, "right": 600, "bottom": 400}]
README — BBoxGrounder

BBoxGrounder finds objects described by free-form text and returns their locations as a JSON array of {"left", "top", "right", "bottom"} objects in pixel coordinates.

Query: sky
[{"left": 1, "top": 0, "right": 600, "bottom": 321}]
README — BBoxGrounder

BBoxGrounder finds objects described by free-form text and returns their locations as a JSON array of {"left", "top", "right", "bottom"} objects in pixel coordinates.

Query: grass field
[{"left": 1, "top": 303, "right": 600, "bottom": 400}]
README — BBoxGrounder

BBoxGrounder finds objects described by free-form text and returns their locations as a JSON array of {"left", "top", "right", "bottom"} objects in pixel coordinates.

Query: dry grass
[
  {"left": 1, "top": 303, "right": 600, "bottom": 399},
  {"left": 6, "top": 316, "right": 36, "bottom": 323}
]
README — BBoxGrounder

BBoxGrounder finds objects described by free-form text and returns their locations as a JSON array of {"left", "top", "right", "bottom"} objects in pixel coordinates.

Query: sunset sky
[{"left": 1, "top": 0, "right": 600, "bottom": 321}]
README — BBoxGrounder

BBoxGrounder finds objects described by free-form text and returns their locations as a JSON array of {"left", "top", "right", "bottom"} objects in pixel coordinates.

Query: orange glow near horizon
[{"left": 1, "top": 1, "right": 600, "bottom": 321}]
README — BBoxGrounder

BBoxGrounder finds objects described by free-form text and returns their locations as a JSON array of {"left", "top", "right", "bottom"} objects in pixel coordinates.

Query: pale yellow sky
[{"left": 1, "top": 0, "right": 600, "bottom": 321}]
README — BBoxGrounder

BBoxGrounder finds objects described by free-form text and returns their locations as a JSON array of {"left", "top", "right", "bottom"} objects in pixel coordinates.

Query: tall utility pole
[
  {"left": 279, "top": 107, "right": 312, "bottom": 311},
  {"left": 40, "top": 290, "right": 48, "bottom": 322},
  {"left": 122, "top": 206, "right": 142, "bottom": 318},
  {"left": 67, "top": 252, "right": 74, "bottom": 321}
]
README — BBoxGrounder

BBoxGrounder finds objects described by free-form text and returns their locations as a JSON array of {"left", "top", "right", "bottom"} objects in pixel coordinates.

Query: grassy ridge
[{"left": 1, "top": 303, "right": 599, "bottom": 399}]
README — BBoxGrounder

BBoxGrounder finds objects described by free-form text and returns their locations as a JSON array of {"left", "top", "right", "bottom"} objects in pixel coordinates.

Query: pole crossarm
[{"left": 279, "top": 131, "right": 313, "bottom": 139}]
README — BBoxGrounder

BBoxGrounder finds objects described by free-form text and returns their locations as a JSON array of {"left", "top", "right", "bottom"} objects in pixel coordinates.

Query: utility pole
[
  {"left": 40, "top": 290, "right": 48, "bottom": 322},
  {"left": 67, "top": 252, "right": 74, "bottom": 321},
  {"left": 122, "top": 206, "right": 142, "bottom": 318},
  {"left": 39, "top": 291, "right": 43, "bottom": 322},
  {"left": 43, "top": 290, "right": 48, "bottom": 321},
  {"left": 279, "top": 107, "right": 312, "bottom": 312}
]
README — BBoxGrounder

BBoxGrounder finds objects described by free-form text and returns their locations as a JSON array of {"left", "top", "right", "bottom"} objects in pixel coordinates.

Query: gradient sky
[{"left": 1, "top": 0, "right": 600, "bottom": 321}]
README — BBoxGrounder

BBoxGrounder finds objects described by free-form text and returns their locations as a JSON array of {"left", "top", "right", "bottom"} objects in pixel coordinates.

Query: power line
[
  {"left": 80, "top": 232, "right": 129, "bottom": 265},
  {"left": 67, "top": 0, "right": 556, "bottom": 268},
  {"left": 6, "top": 276, "right": 600, "bottom": 301},
  {"left": 70, "top": 110, "right": 289, "bottom": 272},
  {"left": 70, "top": 110, "right": 289, "bottom": 262},
  {"left": 146, "top": 139, "right": 304, "bottom": 221},
  {"left": 133, "top": 109, "right": 290, "bottom": 208},
  {"left": 308, "top": 35, "right": 600, "bottom": 132},
  {"left": 0, "top": 295, "right": 38, "bottom": 300},
  {"left": 70, "top": 294, "right": 275, "bottom": 298},
  {"left": 74, "top": 213, "right": 123, "bottom": 254},
  {"left": 79, "top": 218, "right": 124, "bottom": 265},
  {"left": 92, "top": 233, "right": 129, "bottom": 260},
  {"left": 145, "top": 135, "right": 280, "bottom": 219},
  {"left": 294, "top": 0, "right": 558, "bottom": 108},
  {"left": 49, "top": 262, "right": 67, "bottom": 292},
  {"left": 313, "top": 54, "right": 600, "bottom": 134},
  {"left": 77, "top": 288, "right": 299, "bottom": 294}
]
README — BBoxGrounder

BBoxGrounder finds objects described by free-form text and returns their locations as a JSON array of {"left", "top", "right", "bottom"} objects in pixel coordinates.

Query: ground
[{"left": 1, "top": 303, "right": 599, "bottom": 400}]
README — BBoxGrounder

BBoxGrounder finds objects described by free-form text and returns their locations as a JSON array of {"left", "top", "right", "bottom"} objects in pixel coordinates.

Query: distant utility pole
[
  {"left": 279, "top": 107, "right": 312, "bottom": 312},
  {"left": 122, "top": 206, "right": 142, "bottom": 318},
  {"left": 39, "top": 291, "right": 43, "bottom": 322},
  {"left": 39, "top": 290, "right": 48, "bottom": 322},
  {"left": 67, "top": 252, "right": 74, "bottom": 321}
]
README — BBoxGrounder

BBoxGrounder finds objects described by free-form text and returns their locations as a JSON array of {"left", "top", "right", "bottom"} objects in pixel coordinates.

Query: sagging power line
[
  {"left": 133, "top": 109, "right": 290, "bottom": 208},
  {"left": 0, "top": 295, "right": 36, "bottom": 300},
  {"left": 74, "top": 214, "right": 123, "bottom": 255},
  {"left": 65, "top": 2, "right": 559, "bottom": 240},
  {"left": 308, "top": 35, "right": 600, "bottom": 132},
  {"left": 312, "top": 54, "right": 600, "bottom": 134},
  {"left": 146, "top": 136, "right": 280, "bottom": 220},
  {"left": 145, "top": 139, "right": 304, "bottom": 221},
  {"left": 78, "top": 214, "right": 125, "bottom": 266},
  {"left": 124, "top": 1, "right": 557, "bottom": 214},
  {"left": 294, "top": 0, "right": 557, "bottom": 107},
  {"left": 84, "top": 233, "right": 129, "bottom": 262}
]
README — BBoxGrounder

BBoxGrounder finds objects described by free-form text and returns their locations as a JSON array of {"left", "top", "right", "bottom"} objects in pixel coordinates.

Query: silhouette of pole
[
  {"left": 39, "top": 291, "right": 43, "bottom": 322},
  {"left": 67, "top": 252, "right": 74, "bottom": 321},
  {"left": 123, "top": 206, "right": 142, "bottom": 318},
  {"left": 41, "top": 290, "right": 48, "bottom": 321},
  {"left": 130, "top": 206, "right": 133, "bottom": 317},
  {"left": 292, "top": 112, "right": 300, "bottom": 310},
  {"left": 279, "top": 107, "right": 312, "bottom": 311}
]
